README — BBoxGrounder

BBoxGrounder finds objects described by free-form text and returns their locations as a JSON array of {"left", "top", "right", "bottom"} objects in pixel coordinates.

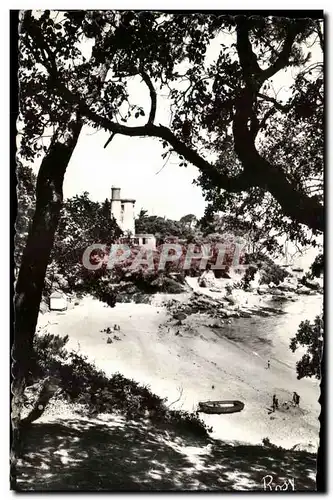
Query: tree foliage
[
  {"left": 289, "top": 250, "right": 323, "bottom": 381},
  {"left": 54, "top": 193, "right": 122, "bottom": 268},
  {"left": 247, "top": 253, "right": 290, "bottom": 285},
  {"left": 14, "top": 12, "right": 324, "bottom": 445},
  {"left": 135, "top": 212, "right": 197, "bottom": 243},
  {"left": 290, "top": 314, "right": 323, "bottom": 380},
  {"left": 179, "top": 214, "right": 197, "bottom": 228},
  {"left": 46, "top": 193, "right": 122, "bottom": 298},
  {"left": 19, "top": 11, "right": 324, "bottom": 241},
  {"left": 201, "top": 213, "right": 283, "bottom": 255},
  {"left": 15, "top": 187, "right": 122, "bottom": 296},
  {"left": 14, "top": 162, "right": 36, "bottom": 268},
  {"left": 309, "top": 253, "right": 324, "bottom": 278}
]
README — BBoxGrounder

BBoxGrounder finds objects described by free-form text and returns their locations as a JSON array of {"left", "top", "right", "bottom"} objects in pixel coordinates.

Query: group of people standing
[
  {"left": 266, "top": 360, "right": 301, "bottom": 412},
  {"left": 272, "top": 392, "right": 300, "bottom": 411}
]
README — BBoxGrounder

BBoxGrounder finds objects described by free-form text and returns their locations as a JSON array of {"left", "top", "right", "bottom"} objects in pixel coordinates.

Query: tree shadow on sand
[{"left": 16, "top": 415, "right": 317, "bottom": 491}]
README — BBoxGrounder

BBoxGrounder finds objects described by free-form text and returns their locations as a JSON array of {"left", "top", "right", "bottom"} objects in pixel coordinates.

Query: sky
[
  {"left": 60, "top": 125, "right": 207, "bottom": 220},
  {"left": 35, "top": 23, "right": 228, "bottom": 221}
]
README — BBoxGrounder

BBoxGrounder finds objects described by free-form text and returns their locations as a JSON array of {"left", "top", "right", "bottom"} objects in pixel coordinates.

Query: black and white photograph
[{"left": 11, "top": 9, "right": 325, "bottom": 491}]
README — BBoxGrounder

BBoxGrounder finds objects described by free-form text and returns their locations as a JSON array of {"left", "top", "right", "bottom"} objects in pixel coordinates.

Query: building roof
[
  {"left": 50, "top": 291, "right": 66, "bottom": 298},
  {"left": 133, "top": 234, "right": 156, "bottom": 238},
  {"left": 120, "top": 198, "right": 136, "bottom": 203}
]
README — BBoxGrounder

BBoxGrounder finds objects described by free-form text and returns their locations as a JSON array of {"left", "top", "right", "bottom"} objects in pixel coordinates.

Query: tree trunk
[
  {"left": 20, "top": 376, "right": 61, "bottom": 426},
  {"left": 14, "top": 119, "right": 82, "bottom": 373},
  {"left": 11, "top": 118, "right": 82, "bottom": 487},
  {"left": 232, "top": 90, "right": 324, "bottom": 233}
]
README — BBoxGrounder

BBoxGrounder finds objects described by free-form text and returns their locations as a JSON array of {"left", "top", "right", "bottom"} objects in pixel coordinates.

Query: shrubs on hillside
[
  {"left": 40, "top": 192, "right": 248, "bottom": 303},
  {"left": 27, "top": 333, "right": 211, "bottom": 437}
]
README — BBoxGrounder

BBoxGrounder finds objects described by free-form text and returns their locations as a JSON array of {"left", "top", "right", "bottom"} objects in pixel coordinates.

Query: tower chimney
[
  {"left": 111, "top": 186, "right": 121, "bottom": 200},
  {"left": 110, "top": 186, "right": 121, "bottom": 222}
]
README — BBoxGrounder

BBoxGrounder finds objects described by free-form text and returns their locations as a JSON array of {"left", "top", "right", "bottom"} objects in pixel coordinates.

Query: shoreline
[{"left": 37, "top": 285, "right": 321, "bottom": 452}]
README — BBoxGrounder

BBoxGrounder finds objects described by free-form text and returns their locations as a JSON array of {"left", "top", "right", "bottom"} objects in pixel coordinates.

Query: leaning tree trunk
[{"left": 11, "top": 118, "right": 82, "bottom": 486}]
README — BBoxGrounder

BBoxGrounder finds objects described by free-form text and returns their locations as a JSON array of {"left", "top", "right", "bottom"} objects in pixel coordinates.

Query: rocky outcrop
[
  {"left": 300, "top": 278, "right": 322, "bottom": 291},
  {"left": 296, "top": 286, "right": 312, "bottom": 295},
  {"left": 257, "top": 285, "right": 270, "bottom": 295},
  {"left": 198, "top": 270, "right": 218, "bottom": 289},
  {"left": 164, "top": 290, "right": 285, "bottom": 324},
  {"left": 278, "top": 284, "right": 297, "bottom": 292},
  {"left": 255, "top": 273, "right": 321, "bottom": 298},
  {"left": 150, "top": 276, "right": 188, "bottom": 294}
]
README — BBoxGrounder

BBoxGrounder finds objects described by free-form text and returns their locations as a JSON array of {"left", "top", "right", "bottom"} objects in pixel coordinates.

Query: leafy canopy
[
  {"left": 290, "top": 314, "right": 323, "bottom": 380},
  {"left": 19, "top": 12, "right": 324, "bottom": 246}
]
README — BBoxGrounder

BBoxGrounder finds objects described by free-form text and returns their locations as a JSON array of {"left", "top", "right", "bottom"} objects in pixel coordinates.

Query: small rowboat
[{"left": 198, "top": 400, "right": 244, "bottom": 415}]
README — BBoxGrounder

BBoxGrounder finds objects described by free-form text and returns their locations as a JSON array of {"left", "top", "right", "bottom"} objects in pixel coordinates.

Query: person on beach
[
  {"left": 267, "top": 360, "right": 270, "bottom": 369},
  {"left": 293, "top": 392, "right": 300, "bottom": 407},
  {"left": 272, "top": 394, "right": 278, "bottom": 410}
]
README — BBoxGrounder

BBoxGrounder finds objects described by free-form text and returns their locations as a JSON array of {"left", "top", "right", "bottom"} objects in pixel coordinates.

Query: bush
[
  {"left": 262, "top": 437, "right": 284, "bottom": 451},
  {"left": 29, "top": 332, "right": 70, "bottom": 381},
  {"left": 247, "top": 253, "right": 289, "bottom": 285},
  {"left": 241, "top": 265, "right": 258, "bottom": 290},
  {"left": 262, "top": 436, "right": 271, "bottom": 447},
  {"left": 29, "top": 333, "right": 212, "bottom": 437},
  {"left": 310, "top": 253, "right": 324, "bottom": 278},
  {"left": 290, "top": 314, "right": 323, "bottom": 380},
  {"left": 168, "top": 410, "right": 213, "bottom": 438}
]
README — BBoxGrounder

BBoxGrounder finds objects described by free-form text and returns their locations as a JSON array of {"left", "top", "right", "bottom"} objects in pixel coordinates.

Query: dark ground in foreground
[{"left": 15, "top": 415, "right": 316, "bottom": 491}]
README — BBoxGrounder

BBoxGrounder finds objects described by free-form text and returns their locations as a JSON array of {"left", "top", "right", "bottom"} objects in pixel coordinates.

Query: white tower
[
  {"left": 110, "top": 186, "right": 136, "bottom": 235},
  {"left": 110, "top": 187, "right": 121, "bottom": 225}
]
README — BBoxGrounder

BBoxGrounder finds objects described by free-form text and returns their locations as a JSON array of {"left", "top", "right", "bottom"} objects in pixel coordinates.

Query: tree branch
[
  {"left": 21, "top": 376, "right": 60, "bottom": 426},
  {"left": 46, "top": 75, "right": 324, "bottom": 232},
  {"left": 235, "top": 17, "right": 262, "bottom": 88},
  {"left": 23, "top": 12, "right": 58, "bottom": 77},
  {"left": 259, "top": 106, "right": 277, "bottom": 129},
  {"left": 51, "top": 73, "right": 250, "bottom": 193},
  {"left": 315, "top": 20, "right": 324, "bottom": 52},
  {"left": 249, "top": 105, "right": 277, "bottom": 139},
  {"left": 104, "top": 67, "right": 157, "bottom": 147},
  {"left": 25, "top": 14, "right": 324, "bottom": 234},
  {"left": 103, "top": 132, "right": 116, "bottom": 149},
  {"left": 236, "top": 16, "right": 307, "bottom": 88},
  {"left": 257, "top": 93, "right": 292, "bottom": 112},
  {"left": 261, "top": 21, "right": 305, "bottom": 81},
  {"left": 140, "top": 70, "right": 157, "bottom": 124}
]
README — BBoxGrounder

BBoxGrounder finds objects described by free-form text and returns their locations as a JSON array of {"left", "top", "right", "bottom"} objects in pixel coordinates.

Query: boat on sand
[{"left": 198, "top": 400, "right": 245, "bottom": 414}]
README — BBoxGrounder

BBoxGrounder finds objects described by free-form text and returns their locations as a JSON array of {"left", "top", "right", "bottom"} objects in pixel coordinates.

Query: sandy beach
[{"left": 37, "top": 289, "right": 321, "bottom": 452}]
